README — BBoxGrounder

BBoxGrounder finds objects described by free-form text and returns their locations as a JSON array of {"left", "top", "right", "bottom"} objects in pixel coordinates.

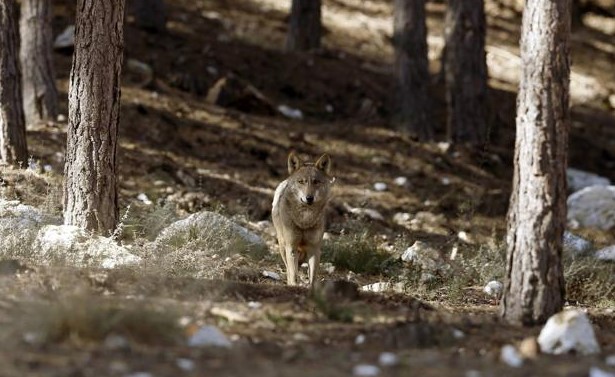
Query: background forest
[{"left": 0, "top": 0, "right": 614, "bottom": 376}]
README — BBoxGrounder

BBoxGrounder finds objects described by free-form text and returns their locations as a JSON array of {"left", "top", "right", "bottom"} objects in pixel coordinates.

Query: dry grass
[{"left": 24, "top": 294, "right": 182, "bottom": 346}]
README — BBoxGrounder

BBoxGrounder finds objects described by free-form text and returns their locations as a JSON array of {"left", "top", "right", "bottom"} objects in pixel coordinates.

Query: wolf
[{"left": 272, "top": 152, "right": 333, "bottom": 288}]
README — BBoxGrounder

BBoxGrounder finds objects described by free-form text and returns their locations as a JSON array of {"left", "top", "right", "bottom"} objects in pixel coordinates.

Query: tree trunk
[
  {"left": 129, "top": 0, "right": 166, "bottom": 33},
  {"left": 63, "top": 0, "right": 125, "bottom": 234},
  {"left": 393, "top": 0, "right": 432, "bottom": 141},
  {"left": 287, "top": 0, "right": 321, "bottom": 52},
  {"left": 19, "top": 0, "right": 59, "bottom": 125},
  {"left": 0, "top": 0, "right": 28, "bottom": 166},
  {"left": 501, "top": 0, "right": 570, "bottom": 326},
  {"left": 443, "top": 0, "right": 488, "bottom": 144}
]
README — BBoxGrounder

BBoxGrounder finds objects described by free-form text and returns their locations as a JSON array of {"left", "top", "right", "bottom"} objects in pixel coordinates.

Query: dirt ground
[{"left": 1, "top": 0, "right": 615, "bottom": 376}]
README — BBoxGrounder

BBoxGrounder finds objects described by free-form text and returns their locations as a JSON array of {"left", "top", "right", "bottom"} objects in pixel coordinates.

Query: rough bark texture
[
  {"left": 443, "top": 0, "right": 488, "bottom": 144},
  {"left": 20, "top": 0, "right": 59, "bottom": 125},
  {"left": 287, "top": 0, "right": 321, "bottom": 52},
  {"left": 0, "top": 0, "right": 28, "bottom": 165},
  {"left": 501, "top": 0, "right": 570, "bottom": 326},
  {"left": 64, "top": 0, "right": 125, "bottom": 234},
  {"left": 393, "top": 0, "right": 432, "bottom": 141},
  {"left": 129, "top": 0, "right": 166, "bottom": 33}
]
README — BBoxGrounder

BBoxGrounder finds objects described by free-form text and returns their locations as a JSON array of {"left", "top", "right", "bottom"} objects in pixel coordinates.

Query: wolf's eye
[{"left": 297, "top": 179, "right": 306, "bottom": 184}]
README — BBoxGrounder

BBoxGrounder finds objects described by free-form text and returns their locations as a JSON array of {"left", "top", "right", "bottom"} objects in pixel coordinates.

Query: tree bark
[
  {"left": 443, "top": 0, "right": 488, "bottom": 144},
  {"left": 501, "top": 0, "right": 570, "bottom": 326},
  {"left": 287, "top": 0, "right": 321, "bottom": 52},
  {"left": 393, "top": 0, "right": 432, "bottom": 141},
  {"left": 63, "top": 0, "right": 125, "bottom": 234},
  {"left": 0, "top": 0, "right": 28, "bottom": 166},
  {"left": 19, "top": 0, "right": 59, "bottom": 125}
]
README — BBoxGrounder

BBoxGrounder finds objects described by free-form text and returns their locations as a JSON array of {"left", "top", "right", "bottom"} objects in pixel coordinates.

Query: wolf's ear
[
  {"left": 288, "top": 152, "right": 303, "bottom": 174},
  {"left": 315, "top": 153, "right": 331, "bottom": 174}
]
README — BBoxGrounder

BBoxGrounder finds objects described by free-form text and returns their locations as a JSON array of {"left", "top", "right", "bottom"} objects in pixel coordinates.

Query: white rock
[
  {"left": 54, "top": 25, "right": 75, "bottom": 49},
  {"left": 325, "top": 104, "right": 334, "bottom": 113},
  {"left": 322, "top": 262, "right": 336, "bottom": 274},
  {"left": 500, "top": 344, "right": 523, "bottom": 367},
  {"left": 361, "top": 282, "right": 403, "bottom": 293},
  {"left": 126, "top": 59, "right": 154, "bottom": 87},
  {"left": 126, "top": 373, "right": 153, "bottom": 377},
  {"left": 440, "top": 177, "right": 451, "bottom": 185},
  {"left": 137, "top": 193, "right": 153, "bottom": 205},
  {"left": 537, "top": 309, "right": 601, "bottom": 355},
  {"left": 483, "top": 281, "right": 503, "bottom": 297},
  {"left": 393, "top": 212, "right": 411, "bottom": 224},
  {"left": 373, "top": 182, "right": 388, "bottom": 192},
  {"left": 457, "top": 231, "right": 473, "bottom": 244},
  {"left": 563, "top": 231, "right": 593, "bottom": 257},
  {"left": 595, "top": 245, "right": 615, "bottom": 261},
  {"left": 32, "top": 225, "right": 141, "bottom": 269},
  {"left": 57, "top": 114, "right": 67, "bottom": 122},
  {"left": 104, "top": 334, "right": 129, "bottom": 350},
  {"left": 262, "top": 270, "right": 281, "bottom": 281},
  {"left": 353, "top": 364, "right": 380, "bottom": 377},
  {"left": 277, "top": 104, "right": 303, "bottom": 120},
  {"left": 393, "top": 176, "right": 408, "bottom": 186},
  {"left": 589, "top": 367, "right": 615, "bottom": 377},
  {"left": 606, "top": 355, "right": 615, "bottom": 366},
  {"left": 452, "top": 329, "right": 465, "bottom": 339},
  {"left": 155, "top": 211, "right": 266, "bottom": 252},
  {"left": 344, "top": 205, "right": 384, "bottom": 221},
  {"left": 188, "top": 325, "right": 232, "bottom": 348},
  {"left": 378, "top": 352, "right": 399, "bottom": 367},
  {"left": 400, "top": 241, "right": 442, "bottom": 275},
  {"left": 355, "top": 334, "right": 366, "bottom": 345},
  {"left": 247, "top": 301, "right": 262, "bottom": 310},
  {"left": 567, "top": 168, "right": 610, "bottom": 193},
  {"left": 361, "top": 282, "right": 392, "bottom": 293},
  {"left": 567, "top": 186, "right": 615, "bottom": 230},
  {"left": 176, "top": 358, "right": 195, "bottom": 372}
]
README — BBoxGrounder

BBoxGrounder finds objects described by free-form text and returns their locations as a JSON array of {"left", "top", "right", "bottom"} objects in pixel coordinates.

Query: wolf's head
[{"left": 286, "top": 152, "right": 333, "bottom": 207}]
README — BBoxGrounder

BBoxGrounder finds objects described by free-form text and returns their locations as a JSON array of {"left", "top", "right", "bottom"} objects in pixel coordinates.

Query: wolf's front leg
[
  {"left": 307, "top": 249, "right": 321, "bottom": 288},
  {"left": 285, "top": 246, "right": 299, "bottom": 286}
]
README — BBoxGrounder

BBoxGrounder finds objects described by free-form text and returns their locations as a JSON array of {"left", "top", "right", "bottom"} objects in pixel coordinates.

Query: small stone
[
  {"left": 361, "top": 282, "right": 392, "bottom": 293},
  {"left": 176, "top": 358, "right": 195, "bottom": 372},
  {"left": 589, "top": 367, "right": 615, "bottom": 377},
  {"left": 322, "top": 262, "right": 335, "bottom": 274},
  {"left": 606, "top": 355, "right": 615, "bottom": 366},
  {"left": 262, "top": 270, "right": 281, "bottom": 281},
  {"left": 57, "top": 114, "right": 67, "bottom": 122},
  {"left": 393, "top": 176, "right": 408, "bottom": 186},
  {"left": 518, "top": 337, "right": 539, "bottom": 359},
  {"left": 277, "top": 104, "right": 303, "bottom": 120},
  {"left": 537, "top": 309, "right": 600, "bottom": 355},
  {"left": 567, "top": 168, "right": 610, "bottom": 193},
  {"left": 247, "top": 301, "right": 262, "bottom": 310},
  {"left": 483, "top": 281, "right": 503, "bottom": 297},
  {"left": 500, "top": 344, "right": 523, "bottom": 367},
  {"left": 353, "top": 364, "right": 380, "bottom": 377},
  {"left": 595, "top": 245, "right": 615, "bottom": 261},
  {"left": 441, "top": 177, "right": 451, "bottom": 185},
  {"left": 355, "top": 334, "right": 366, "bottom": 345},
  {"left": 563, "top": 231, "right": 593, "bottom": 257},
  {"left": 210, "top": 307, "right": 249, "bottom": 323},
  {"left": 452, "top": 329, "right": 465, "bottom": 339},
  {"left": 104, "top": 334, "right": 130, "bottom": 350},
  {"left": 325, "top": 104, "right": 334, "bottom": 113},
  {"left": 378, "top": 352, "right": 399, "bottom": 367},
  {"left": 54, "top": 25, "right": 75, "bottom": 49},
  {"left": 137, "top": 193, "right": 152, "bottom": 205},
  {"left": 373, "top": 182, "right": 388, "bottom": 192},
  {"left": 457, "top": 231, "right": 474, "bottom": 244},
  {"left": 293, "top": 333, "right": 310, "bottom": 342},
  {"left": 187, "top": 325, "right": 232, "bottom": 348},
  {"left": 393, "top": 212, "right": 411, "bottom": 224}
]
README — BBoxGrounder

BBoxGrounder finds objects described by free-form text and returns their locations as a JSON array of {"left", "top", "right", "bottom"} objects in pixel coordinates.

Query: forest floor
[{"left": 1, "top": 0, "right": 615, "bottom": 376}]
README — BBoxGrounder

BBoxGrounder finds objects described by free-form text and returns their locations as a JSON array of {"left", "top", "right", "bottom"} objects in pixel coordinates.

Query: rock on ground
[
  {"left": 0, "top": 199, "right": 60, "bottom": 256},
  {"left": 154, "top": 210, "right": 266, "bottom": 255},
  {"left": 595, "top": 245, "right": 615, "bottom": 262},
  {"left": 537, "top": 309, "right": 601, "bottom": 355},
  {"left": 567, "top": 168, "right": 610, "bottom": 193},
  {"left": 32, "top": 225, "right": 141, "bottom": 269},
  {"left": 188, "top": 325, "right": 232, "bottom": 348},
  {"left": 567, "top": 186, "right": 615, "bottom": 230},
  {"left": 563, "top": 231, "right": 593, "bottom": 257}
]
